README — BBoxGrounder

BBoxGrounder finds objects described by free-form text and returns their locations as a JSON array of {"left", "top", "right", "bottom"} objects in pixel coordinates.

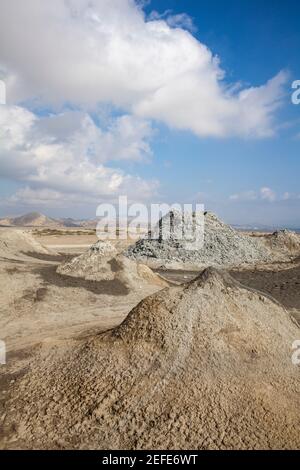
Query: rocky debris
[
  {"left": 57, "top": 240, "right": 168, "bottom": 291},
  {"left": 4, "top": 268, "right": 300, "bottom": 449},
  {"left": 126, "top": 211, "right": 271, "bottom": 268}
]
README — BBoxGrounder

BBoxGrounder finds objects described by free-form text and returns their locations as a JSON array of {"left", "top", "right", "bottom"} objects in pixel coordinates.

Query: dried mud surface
[
  {"left": 0, "top": 228, "right": 299, "bottom": 450},
  {"left": 1, "top": 269, "right": 300, "bottom": 450}
]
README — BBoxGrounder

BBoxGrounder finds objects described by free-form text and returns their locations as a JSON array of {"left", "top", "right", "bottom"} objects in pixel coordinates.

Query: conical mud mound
[
  {"left": 265, "top": 229, "right": 300, "bottom": 256},
  {"left": 57, "top": 240, "right": 168, "bottom": 292},
  {"left": 126, "top": 211, "right": 270, "bottom": 268},
  {"left": 5, "top": 269, "right": 300, "bottom": 449},
  {"left": 0, "top": 229, "right": 49, "bottom": 260}
]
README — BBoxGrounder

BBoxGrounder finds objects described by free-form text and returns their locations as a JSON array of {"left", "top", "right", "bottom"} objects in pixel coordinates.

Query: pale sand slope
[
  {"left": 2, "top": 268, "right": 299, "bottom": 450},
  {"left": 0, "top": 229, "right": 51, "bottom": 260},
  {"left": 0, "top": 233, "right": 166, "bottom": 351}
]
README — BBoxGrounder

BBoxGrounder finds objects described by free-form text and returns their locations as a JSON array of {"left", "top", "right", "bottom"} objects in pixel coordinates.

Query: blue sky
[
  {"left": 0, "top": 0, "right": 299, "bottom": 226},
  {"left": 144, "top": 0, "right": 300, "bottom": 225}
]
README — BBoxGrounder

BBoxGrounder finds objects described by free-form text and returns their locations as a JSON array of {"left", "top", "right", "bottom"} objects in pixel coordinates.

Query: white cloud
[
  {"left": 282, "top": 192, "right": 300, "bottom": 201},
  {"left": 6, "top": 187, "right": 109, "bottom": 208},
  {"left": 0, "top": 0, "right": 287, "bottom": 138},
  {"left": 230, "top": 188, "right": 277, "bottom": 202},
  {"left": 260, "top": 187, "right": 276, "bottom": 202},
  {"left": 6, "top": 187, "right": 81, "bottom": 208},
  {"left": 148, "top": 10, "right": 196, "bottom": 33},
  {"left": 165, "top": 13, "right": 196, "bottom": 32},
  {"left": 229, "top": 188, "right": 300, "bottom": 204},
  {"left": 0, "top": 104, "right": 158, "bottom": 207},
  {"left": 229, "top": 190, "right": 257, "bottom": 201}
]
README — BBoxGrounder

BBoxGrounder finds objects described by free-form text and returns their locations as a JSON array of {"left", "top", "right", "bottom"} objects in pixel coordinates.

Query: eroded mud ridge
[{"left": 3, "top": 269, "right": 300, "bottom": 450}]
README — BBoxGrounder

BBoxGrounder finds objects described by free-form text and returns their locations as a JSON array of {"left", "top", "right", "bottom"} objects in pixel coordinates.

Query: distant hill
[
  {"left": 59, "top": 218, "right": 82, "bottom": 228},
  {"left": 232, "top": 223, "right": 275, "bottom": 232},
  {"left": 233, "top": 223, "right": 300, "bottom": 233},
  {"left": 0, "top": 212, "right": 96, "bottom": 228},
  {"left": 0, "top": 212, "right": 84, "bottom": 228},
  {"left": 0, "top": 212, "right": 58, "bottom": 227},
  {"left": 78, "top": 219, "right": 98, "bottom": 229}
]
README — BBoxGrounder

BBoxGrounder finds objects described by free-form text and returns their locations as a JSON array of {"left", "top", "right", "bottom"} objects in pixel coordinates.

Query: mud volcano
[
  {"left": 126, "top": 211, "right": 270, "bottom": 268},
  {"left": 0, "top": 229, "right": 50, "bottom": 260},
  {"left": 57, "top": 240, "right": 168, "bottom": 292},
  {"left": 4, "top": 268, "right": 300, "bottom": 449},
  {"left": 265, "top": 229, "right": 300, "bottom": 256}
]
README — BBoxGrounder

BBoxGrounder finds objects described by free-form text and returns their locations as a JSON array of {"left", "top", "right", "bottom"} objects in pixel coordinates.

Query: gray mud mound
[
  {"left": 0, "top": 229, "right": 50, "bottom": 260},
  {"left": 57, "top": 240, "right": 167, "bottom": 292},
  {"left": 4, "top": 268, "right": 300, "bottom": 449},
  {"left": 57, "top": 240, "right": 117, "bottom": 279},
  {"left": 265, "top": 229, "right": 300, "bottom": 256},
  {"left": 126, "top": 211, "right": 270, "bottom": 268}
]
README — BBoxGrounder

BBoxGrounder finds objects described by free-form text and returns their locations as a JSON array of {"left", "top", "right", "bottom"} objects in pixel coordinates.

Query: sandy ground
[
  {"left": 0, "top": 228, "right": 164, "bottom": 353},
  {"left": 0, "top": 230, "right": 166, "bottom": 448},
  {"left": 0, "top": 228, "right": 299, "bottom": 449},
  {"left": 34, "top": 227, "right": 143, "bottom": 253},
  {"left": 0, "top": 259, "right": 159, "bottom": 353},
  {"left": 2, "top": 268, "right": 300, "bottom": 450},
  {"left": 33, "top": 228, "right": 99, "bottom": 254},
  {"left": 0, "top": 229, "right": 168, "bottom": 448}
]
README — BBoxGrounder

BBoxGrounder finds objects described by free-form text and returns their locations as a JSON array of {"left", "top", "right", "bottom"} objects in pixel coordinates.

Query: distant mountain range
[
  {"left": 1, "top": 212, "right": 299, "bottom": 233},
  {"left": 232, "top": 223, "right": 300, "bottom": 233},
  {"left": 232, "top": 223, "right": 275, "bottom": 232},
  {"left": 0, "top": 212, "right": 97, "bottom": 228}
]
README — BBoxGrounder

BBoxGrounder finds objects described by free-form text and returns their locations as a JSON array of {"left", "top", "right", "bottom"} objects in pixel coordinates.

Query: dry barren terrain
[{"left": 0, "top": 225, "right": 299, "bottom": 450}]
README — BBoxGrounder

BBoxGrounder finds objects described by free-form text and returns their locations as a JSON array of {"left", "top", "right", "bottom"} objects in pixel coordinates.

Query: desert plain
[{"left": 0, "top": 213, "right": 299, "bottom": 450}]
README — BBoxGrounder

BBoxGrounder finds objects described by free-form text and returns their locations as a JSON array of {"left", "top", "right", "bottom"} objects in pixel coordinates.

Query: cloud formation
[
  {"left": 148, "top": 10, "right": 196, "bottom": 33},
  {"left": 229, "top": 187, "right": 299, "bottom": 203},
  {"left": 260, "top": 187, "right": 276, "bottom": 202},
  {"left": 0, "top": 104, "right": 158, "bottom": 206},
  {"left": 229, "top": 190, "right": 258, "bottom": 202},
  {"left": 0, "top": 0, "right": 287, "bottom": 138},
  {"left": 0, "top": 0, "right": 291, "bottom": 213}
]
